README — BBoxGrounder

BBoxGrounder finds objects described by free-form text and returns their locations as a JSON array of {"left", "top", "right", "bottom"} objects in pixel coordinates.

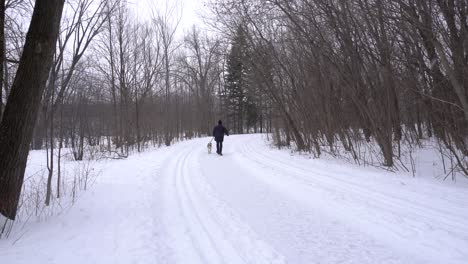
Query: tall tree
[
  {"left": 0, "top": 0, "right": 65, "bottom": 220},
  {"left": 153, "top": 0, "right": 181, "bottom": 146},
  {"left": 0, "top": 0, "right": 5, "bottom": 119},
  {"left": 224, "top": 25, "right": 248, "bottom": 134}
]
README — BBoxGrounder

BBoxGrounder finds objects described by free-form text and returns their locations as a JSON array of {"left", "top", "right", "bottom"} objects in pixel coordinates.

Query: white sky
[{"left": 129, "top": 0, "right": 208, "bottom": 35}]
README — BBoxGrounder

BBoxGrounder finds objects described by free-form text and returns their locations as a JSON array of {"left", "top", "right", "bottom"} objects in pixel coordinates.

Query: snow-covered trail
[
  {"left": 202, "top": 135, "right": 468, "bottom": 264},
  {"left": 0, "top": 146, "right": 177, "bottom": 264},
  {"left": 1, "top": 134, "right": 467, "bottom": 264},
  {"left": 158, "top": 137, "right": 285, "bottom": 264}
]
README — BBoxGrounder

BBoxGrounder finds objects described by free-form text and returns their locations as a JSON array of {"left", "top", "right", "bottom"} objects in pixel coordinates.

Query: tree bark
[
  {"left": 0, "top": 0, "right": 65, "bottom": 220},
  {"left": 0, "top": 0, "right": 5, "bottom": 119}
]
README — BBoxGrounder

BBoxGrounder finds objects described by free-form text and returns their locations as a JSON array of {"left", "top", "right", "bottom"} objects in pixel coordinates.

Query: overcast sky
[{"left": 129, "top": 0, "right": 208, "bottom": 35}]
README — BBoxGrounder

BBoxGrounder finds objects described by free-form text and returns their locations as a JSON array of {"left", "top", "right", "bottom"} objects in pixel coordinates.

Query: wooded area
[
  {"left": 210, "top": 0, "right": 467, "bottom": 172},
  {"left": 0, "top": 0, "right": 467, "bottom": 220}
]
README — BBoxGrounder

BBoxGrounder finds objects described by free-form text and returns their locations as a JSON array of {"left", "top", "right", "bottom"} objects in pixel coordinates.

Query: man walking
[{"left": 213, "top": 120, "right": 229, "bottom": 155}]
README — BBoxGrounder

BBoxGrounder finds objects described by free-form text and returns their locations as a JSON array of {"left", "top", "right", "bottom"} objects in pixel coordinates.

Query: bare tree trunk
[
  {"left": 45, "top": 106, "right": 54, "bottom": 206},
  {"left": 164, "top": 45, "right": 171, "bottom": 146},
  {"left": 106, "top": 1, "right": 119, "bottom": 151},
  {"left": 0, "top": 0, "right": 5, "bottom": 119},
  {"left": 57, "top": 100, "right": 63, "bottom": 199},
  {"left": 136, "top": 96, "right": 141, "bottom": 152},
  {"left": 45, "top": 60, "right": 58, "bottom": 206},
  {"left": 0, "top": 0, "right": 65, "bottom": 220}
]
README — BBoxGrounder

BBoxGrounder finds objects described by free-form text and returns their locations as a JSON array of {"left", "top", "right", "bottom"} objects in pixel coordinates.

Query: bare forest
[
  {"left": 210, "top": 0, "right": 468, "bottom": 173},
  {"left": 0, "top": 0, "right": 467, "bottom": 222}
]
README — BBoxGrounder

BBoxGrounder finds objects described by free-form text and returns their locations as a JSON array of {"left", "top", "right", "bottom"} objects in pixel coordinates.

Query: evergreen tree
[{"left": 224, "top": 25, "right": 260, "bottom": 134}]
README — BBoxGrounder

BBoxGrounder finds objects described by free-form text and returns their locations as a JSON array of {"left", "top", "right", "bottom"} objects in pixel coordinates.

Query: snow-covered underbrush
[
  {"left": 1, "top": 149, "right": 101, "bottom": 239},
  {"left": 269, "top": 132, "right": 467, "bottom": 182}
]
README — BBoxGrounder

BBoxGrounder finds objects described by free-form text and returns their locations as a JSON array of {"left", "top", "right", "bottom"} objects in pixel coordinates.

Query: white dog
[{"left": 207, "top": 141, "right": 212, "bottom": 154}]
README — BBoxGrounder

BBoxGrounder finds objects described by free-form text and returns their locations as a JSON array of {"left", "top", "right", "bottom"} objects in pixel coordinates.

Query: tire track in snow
[
  {"left": 238, "top": 137, "right": 467, "bottom": 233},
  {"left": 173, "top": 147, "right": 217, "bottom": 263},
  {"left": 235, "top": 136, "right": 468, "bottom": 263},
  {"left": 241, "top": 136, "right": 466, "bottom": 223},
  {"left": 176, "top": 145, "right": 230, "bottom": 263},
  {"left": 161, "top": 139, "right": 285, "bottom": 264}
]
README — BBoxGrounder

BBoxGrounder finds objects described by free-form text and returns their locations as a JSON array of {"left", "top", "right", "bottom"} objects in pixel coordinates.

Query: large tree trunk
[
  {"left": 0, "top": 0, "right": 5, "bottom": 119},
  {"left": 0, "top": 0, "right": 65, "bottom": 220}
]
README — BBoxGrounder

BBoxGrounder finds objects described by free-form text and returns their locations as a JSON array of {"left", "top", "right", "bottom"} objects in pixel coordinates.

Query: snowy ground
[{"left": 1, "top": 134, "right": 467, "bottom": 264}]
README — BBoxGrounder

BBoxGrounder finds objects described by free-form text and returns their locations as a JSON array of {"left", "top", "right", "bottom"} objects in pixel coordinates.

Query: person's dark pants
[{"left": 216, "top": 140, "right": 223, "bottom": 154}]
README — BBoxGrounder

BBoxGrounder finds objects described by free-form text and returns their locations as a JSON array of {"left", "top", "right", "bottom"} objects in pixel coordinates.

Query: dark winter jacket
[{"left": 213, "top": 124, "right": 229, "bottom": 142}]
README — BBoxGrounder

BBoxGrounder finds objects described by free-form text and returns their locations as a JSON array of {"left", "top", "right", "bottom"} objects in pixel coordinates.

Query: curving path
[
  {"left": 1, "top": 134, "right": 467, "bottom": 264},
  {"left": 159, "top": 134, "right": 468, "bottom": 264}
]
